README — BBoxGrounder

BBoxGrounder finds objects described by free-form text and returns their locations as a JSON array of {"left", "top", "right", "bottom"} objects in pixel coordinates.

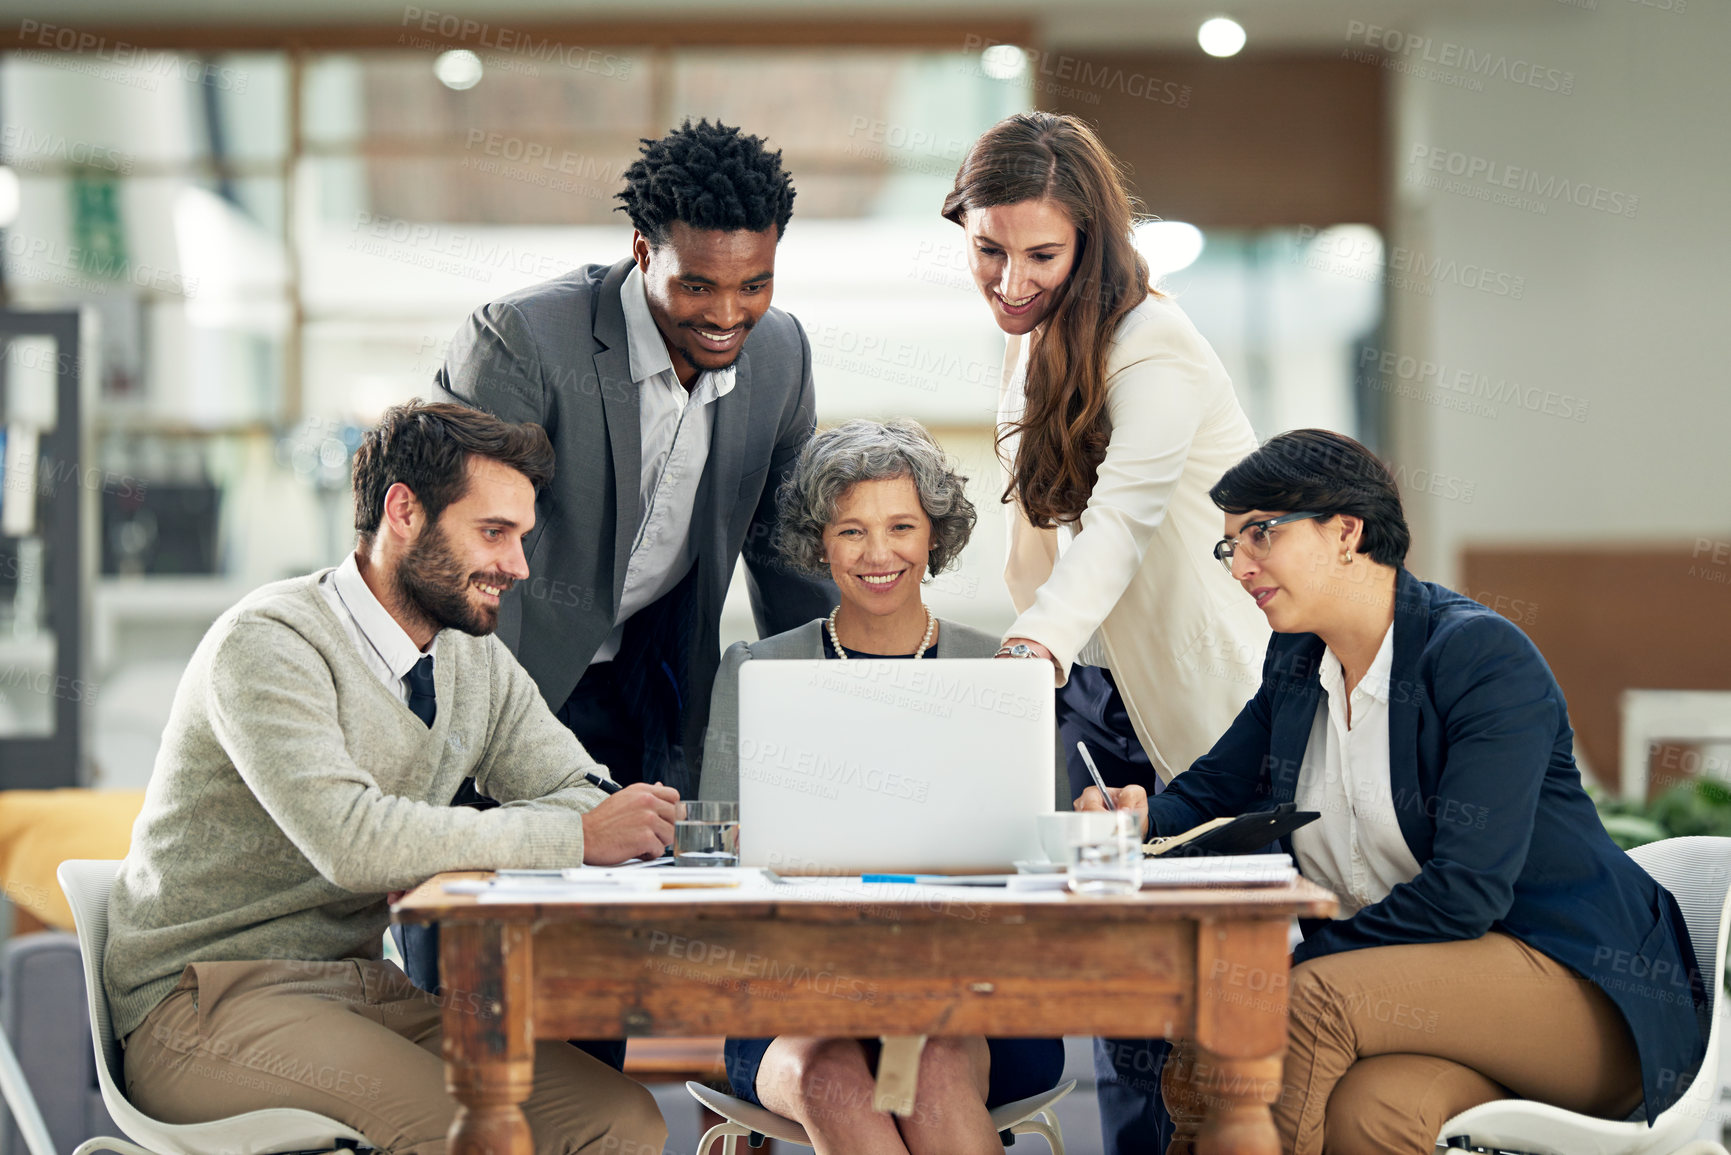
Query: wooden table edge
[{"left": 391, "top": 870, "right": 1340, "bottom": 924}]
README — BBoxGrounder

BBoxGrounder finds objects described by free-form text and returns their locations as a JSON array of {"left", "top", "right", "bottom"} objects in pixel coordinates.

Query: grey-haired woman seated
[{"left": 700, "top": 418, "right": 1065, "bottom": 1155}]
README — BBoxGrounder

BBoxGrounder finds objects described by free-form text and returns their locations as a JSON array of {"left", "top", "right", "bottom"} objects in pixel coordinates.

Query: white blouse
[{"left": 1291, "top": 625, "right": 1423, "bottom": 916}]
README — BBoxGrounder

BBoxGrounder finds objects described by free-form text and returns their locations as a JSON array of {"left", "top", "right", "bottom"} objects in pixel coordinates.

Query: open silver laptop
[{"left": 736, "top": 658, "right": 1053, "bottom": 874}]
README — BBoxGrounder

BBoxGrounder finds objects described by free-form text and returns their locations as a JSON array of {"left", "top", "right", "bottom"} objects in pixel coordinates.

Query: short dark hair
[
  {"left": 352, "top": 400, "right": 554, "bottom": 550},
  {"left": 615, "top": 119, "right": 796, "bottom": 245},
  {"left": 1209, "top": 429, "right": 1411, "bottom": 567}
]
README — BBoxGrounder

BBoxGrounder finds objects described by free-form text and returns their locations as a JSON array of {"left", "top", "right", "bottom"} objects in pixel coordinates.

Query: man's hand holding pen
[{"left": 581, "top": 779, "right": 681, "bottom": 864}]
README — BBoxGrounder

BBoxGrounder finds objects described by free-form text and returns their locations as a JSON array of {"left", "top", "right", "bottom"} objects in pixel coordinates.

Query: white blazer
[{"left": 999, "top": 293, "right": 1270, "bottom": 782}]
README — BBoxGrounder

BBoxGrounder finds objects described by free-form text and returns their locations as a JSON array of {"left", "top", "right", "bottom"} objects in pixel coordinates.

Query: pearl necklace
[{"left": 826, "top": 604, "right": 937, "bottom": 659}]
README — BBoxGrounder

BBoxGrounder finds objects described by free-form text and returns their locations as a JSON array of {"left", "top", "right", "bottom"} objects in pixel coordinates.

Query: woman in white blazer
[{"left": 942, "top": 111, "right": 1270, "bottom": 783}]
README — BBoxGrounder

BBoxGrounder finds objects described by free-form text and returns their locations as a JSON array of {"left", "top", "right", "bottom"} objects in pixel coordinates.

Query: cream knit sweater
[{"left": 104, "top": 571, "right": 609, "bottom": 1039}]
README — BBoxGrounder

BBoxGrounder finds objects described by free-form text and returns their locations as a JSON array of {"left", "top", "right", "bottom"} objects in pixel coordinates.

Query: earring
[{"left": 1340, "top": 550, "right": 1354, "bottom": 565}]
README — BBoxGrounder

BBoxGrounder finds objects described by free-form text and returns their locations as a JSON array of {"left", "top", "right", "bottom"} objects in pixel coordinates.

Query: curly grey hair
[{"left": 776, "top": 419, "right": 977, "bottom": 579}]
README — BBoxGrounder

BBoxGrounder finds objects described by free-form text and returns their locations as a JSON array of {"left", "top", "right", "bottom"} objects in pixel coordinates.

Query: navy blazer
[{"left": 1148, "top": 568, "right": 1709, "bottom": 1123}]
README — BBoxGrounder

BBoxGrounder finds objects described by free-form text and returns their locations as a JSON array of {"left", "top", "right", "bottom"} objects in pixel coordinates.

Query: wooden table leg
[
  {"left": 1185, "top": 918, "right": 1290, "bottom": 1155},
  {"left": 1162, "top": 1039, "right": 1205, "bottom": 1155},
  {"left": 441, "top": 919, "right": 535, "bottom": 1155},
  {"left": 873, "top": 1035, "right": 929, "bottom": 1117}
]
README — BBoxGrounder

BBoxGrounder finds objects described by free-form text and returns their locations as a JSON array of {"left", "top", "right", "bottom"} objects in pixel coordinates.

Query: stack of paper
[
  {"left": 1006, "top": 854, "right": 1298, "bottom": 892},
  {"left": 1137, "top": 853, "right": 1297, "bottom": 887},
  {"left": 444, "top": 866, "right": 768, "bottom": 902}
]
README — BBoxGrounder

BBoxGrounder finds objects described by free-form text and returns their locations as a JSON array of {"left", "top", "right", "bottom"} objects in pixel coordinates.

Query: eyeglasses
[{"left": 1212, "top": 511, "right": 1326, "bottom": 574}]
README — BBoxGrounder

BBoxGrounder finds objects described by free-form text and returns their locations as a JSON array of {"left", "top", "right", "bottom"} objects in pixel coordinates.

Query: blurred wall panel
[
  {"left": 1461, "top": 547, "right": 1731, "bottom": 796},
  {"left": 1045, "top": 53, "right": 1386, "bottom": 230}
]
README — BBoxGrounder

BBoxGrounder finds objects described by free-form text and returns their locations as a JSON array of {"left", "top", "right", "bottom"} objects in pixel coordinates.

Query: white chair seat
[
  {"left": 686, "top": 1082, "right": 818, "bottom": 1145},
  {"left": 57, "top": 860, "right": 373, "bottom": 1155},
  {"left": 1437, "top": 836, "right": 1731, "bottom": 1155},
  {"left": 687, "top": 1077, "right": 1075, "bottom": 1153}
]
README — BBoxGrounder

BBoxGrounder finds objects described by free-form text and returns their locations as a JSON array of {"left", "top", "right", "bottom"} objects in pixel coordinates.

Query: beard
[{"left": 394, "top": 518, "right": 509, "bottom": 637}]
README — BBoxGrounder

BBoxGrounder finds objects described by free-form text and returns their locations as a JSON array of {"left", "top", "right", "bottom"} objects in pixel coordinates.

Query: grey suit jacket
[
  {"left": 435, "top": 258, "right": 836, "bottom": 794},
  {"left": 698, "top": 617, "right": 1069, "bottom": 809}
]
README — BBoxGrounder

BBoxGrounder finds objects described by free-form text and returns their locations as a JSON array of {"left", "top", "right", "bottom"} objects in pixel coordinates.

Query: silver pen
[{"left": 1077, "top": 741, "right": 1116, "bottom": 811}]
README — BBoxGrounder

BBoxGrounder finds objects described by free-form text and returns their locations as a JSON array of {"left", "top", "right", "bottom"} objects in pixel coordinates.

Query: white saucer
[{"left": 1014, "top": 859, "right": 1067, "bottom": 874}]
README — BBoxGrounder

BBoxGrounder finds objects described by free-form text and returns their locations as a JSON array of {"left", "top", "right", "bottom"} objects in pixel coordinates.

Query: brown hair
[
  {"left": 942, "top": 112, "right": 1151, "bottom": 527},
  {"left": 352, "top": 399, "right": 555, "bottom": 549}
]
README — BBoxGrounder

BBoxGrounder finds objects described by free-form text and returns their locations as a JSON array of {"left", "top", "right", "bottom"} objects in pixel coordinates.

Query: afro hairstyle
[{"left": 615, "top": 118, "right": 796, "bottom": 245}]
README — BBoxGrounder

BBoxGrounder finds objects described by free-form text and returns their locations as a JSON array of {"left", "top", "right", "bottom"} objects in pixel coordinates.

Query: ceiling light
[
  {"left": 1198, "top": 17, "right": 1247, "bottom": 58},
  {"left": 434, "top": 49, "right": 484, "bottom": 91}
]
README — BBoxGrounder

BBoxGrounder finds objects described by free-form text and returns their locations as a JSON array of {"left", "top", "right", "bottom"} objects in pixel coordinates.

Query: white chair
[
  {"left": 56, "top": 860, "right": 373, "bottom": 1155},
  {"left": 685, "top": 1077, "right": 1075, "bottom": 1154},
  {"left": 1437, "top": 836, "right": 1731, "bottom": 1155}
]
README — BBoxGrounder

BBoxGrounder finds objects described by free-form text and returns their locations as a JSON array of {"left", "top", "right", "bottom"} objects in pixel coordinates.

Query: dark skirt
[{"left": 724, "top": 1035, "right": 1066, "bottom": 1112}]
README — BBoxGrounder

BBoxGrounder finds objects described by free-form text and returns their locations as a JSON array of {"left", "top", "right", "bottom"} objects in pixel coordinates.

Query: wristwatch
[{"left": 997, "top": 642, "right": 1041, "bottom": 659}]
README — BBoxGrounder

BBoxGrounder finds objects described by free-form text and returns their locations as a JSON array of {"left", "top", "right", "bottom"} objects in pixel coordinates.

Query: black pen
[
  {"left": 583, "top": 771, "right": 623, "bottom": 795},
  {"left": 584, "top": 771, "right": 676, "bottom": 860}
]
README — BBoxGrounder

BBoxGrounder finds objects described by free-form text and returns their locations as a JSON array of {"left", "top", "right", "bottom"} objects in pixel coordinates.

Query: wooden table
[{"left": 394, "top": 872, "right": 1336, "bottom": 1155}]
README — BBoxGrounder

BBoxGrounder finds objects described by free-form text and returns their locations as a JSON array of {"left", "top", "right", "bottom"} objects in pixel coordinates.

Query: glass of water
[
  {"left": 1067, "top": 809, "right": 1144, "bottom": 896},
  {"left": 674, "top": 801, "right": 740, "bottom": 867}
]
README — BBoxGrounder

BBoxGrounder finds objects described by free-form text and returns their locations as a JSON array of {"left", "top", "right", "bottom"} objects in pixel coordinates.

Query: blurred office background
[
  {"left": 0, "top": 0, "right": 1727, "bottom": 802},
  {"left": 0, "top": 1, "right": 1726, "bottom": 1151}
]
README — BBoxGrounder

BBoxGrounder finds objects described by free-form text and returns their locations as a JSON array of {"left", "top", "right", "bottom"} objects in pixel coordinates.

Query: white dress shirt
[
  {"left": 317, "top": 552, "right": 435, "bottom": 704},
  {"left": 591, "top": 263, "right": 738, "bottom": 663},
  {"left": 1290, "top": 625, "right": 1422, "bottom": 916}
]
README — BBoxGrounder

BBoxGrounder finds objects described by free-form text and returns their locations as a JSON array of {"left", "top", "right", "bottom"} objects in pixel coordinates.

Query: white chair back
[
  {"left": 1437, "top": 835, "right": 1731, "bottom": 1155},
  {"left": 56, "top": 861, "right": 130, "bottom": 1096},
  {"left": 1629, "top": 836, "right": 1731, "bottom": 1019},
  {"left": 1629, "top": 836, "right": 1731, "bottom": 1132},
  {"left": 56, "top": 859, "right": 371, "bottom": 1155}
]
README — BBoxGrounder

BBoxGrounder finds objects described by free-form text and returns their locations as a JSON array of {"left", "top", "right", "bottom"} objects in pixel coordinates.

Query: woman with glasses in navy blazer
[{"left": 1082, "top": 429, "right": 1710, "bottom": 1155}]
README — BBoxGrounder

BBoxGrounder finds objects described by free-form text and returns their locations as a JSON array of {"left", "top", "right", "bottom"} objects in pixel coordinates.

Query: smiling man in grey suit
[
  {"left": 435, "top": 118, "right": 835, "bottom": 798},
  {"left": 415, "top": 121, "right": 835, "bottom": 1026}
]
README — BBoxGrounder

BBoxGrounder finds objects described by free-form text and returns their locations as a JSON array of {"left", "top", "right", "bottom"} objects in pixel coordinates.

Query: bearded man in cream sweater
[{"left": 104, "top": 400, "right": 675, "bottom": 1154}]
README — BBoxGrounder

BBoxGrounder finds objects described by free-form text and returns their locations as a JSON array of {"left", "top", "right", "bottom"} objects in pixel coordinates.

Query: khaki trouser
[
  {"left": 124, "top": 960, "right": 666, "bottom": 1155},
  {"left": 1273, "top": 931, "right": 1644, "bottom": 1154}
]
